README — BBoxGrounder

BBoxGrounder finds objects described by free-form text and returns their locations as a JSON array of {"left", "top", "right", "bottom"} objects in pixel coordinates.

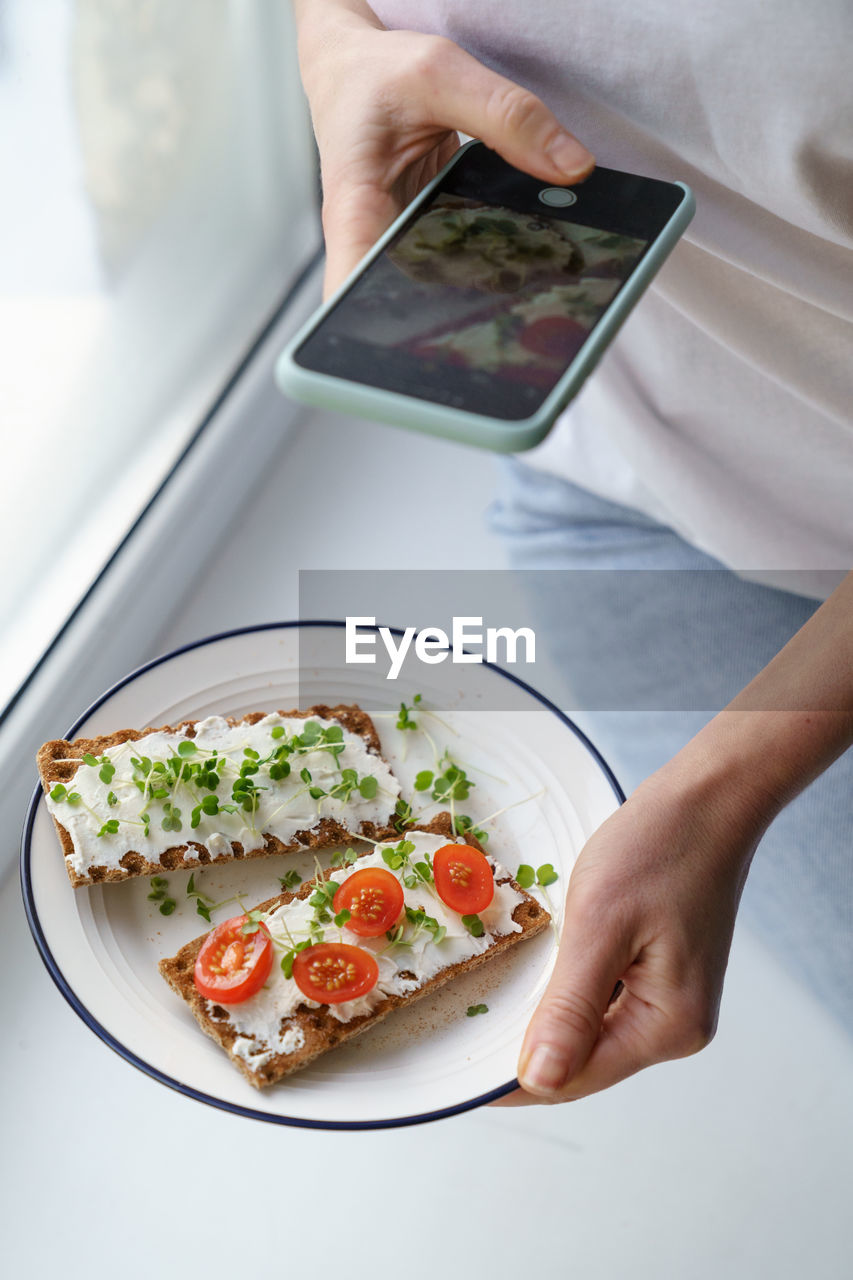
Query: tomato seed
[
  {"left": 310, "top": 957, "right": 358, "bottom": 991},
  {"left": 354, "top": 888, "right": 384, "bottom": 921}
]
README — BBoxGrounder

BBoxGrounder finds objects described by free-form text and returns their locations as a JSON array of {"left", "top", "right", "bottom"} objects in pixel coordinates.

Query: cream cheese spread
[
  {"left": 46, "top": 713, "right": 400, "bottom": 878},
  {"left": 214, "top": 831, "right": 527, "bottom": 1072}
]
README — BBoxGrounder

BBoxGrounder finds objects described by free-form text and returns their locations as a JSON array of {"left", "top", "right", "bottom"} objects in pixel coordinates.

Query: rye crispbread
[
  {"left": 37, "top": 705, "right": 398, "bottom": 889},
  {"left": 158, "top": 813, "right": 551, "bottom": 1089}
]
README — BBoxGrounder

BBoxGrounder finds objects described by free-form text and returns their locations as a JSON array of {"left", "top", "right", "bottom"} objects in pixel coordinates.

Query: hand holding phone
[{"left": 292, "top": 1, "right": 595, "bottom": 298}]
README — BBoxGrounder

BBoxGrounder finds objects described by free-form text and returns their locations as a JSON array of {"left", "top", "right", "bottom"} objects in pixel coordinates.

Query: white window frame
[{"left": 5, "top": 252, "right": 325, "bottom": 879}]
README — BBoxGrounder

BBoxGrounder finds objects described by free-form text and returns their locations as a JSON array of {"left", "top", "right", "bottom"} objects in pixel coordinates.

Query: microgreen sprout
[
  {"left": 278, "top": 869, "right": 303, "bottom": 891},
  {"left": 50, "top": 783, "right": 81, "bottom": 805},
  {"left": 106, "top": 791, "right": 118, "bottom": 807},
  {"left": 148, "top": 875, "right": 176, "bottom": 915},
  {"left": 185, "top": 873, "right": 245, "bottom": 924},
  {"left": 412, "top": 751, "right": 475, "bottom": 833},
  {"left": 393, "top": 798, "right": 415, "bottom": 831},
  {"left": 402, "top": 855, "right": 433, "bottom": 891},
  {"left": 291, "top": 721, "right": 346, "bottom": 766},
  {"left": 83, "top": 752, "right": 117, "bottom": 784},
  {"left": 396, "top": 694, "right": 422, "bottom": 731},
  {"left": 461, "top": 914, "right": 485, "bottom": 938},
  {"left": 186, "top": 872, "right": 215, "bottom": 923},
  {"left": 380, "top": 839, "right": 441, "bottom": 902},
  {"left": 329, "top": 848, "right": 358, "bottom": 870},
  {"left": 515, "top": 863, "right": 560, "bottom": 942},
  {"left": 466, "top": 1004, "right": 488, "bottom": 1017},
  {"left": 299, "top": 872, "right": 339, "bottom": 943},
  {"left": 307, "top": 877, "right": 340, "bottom": 923},
  {"left": 431, "top": 755, "right": 473, "bottom": 804},
  {"left": 381, "top": 839, "right": 416, "bottom": 871},
  {"left": 161, "top": 802, "right": 182, "bottom": 833},
  {"left": 190, "top": 794, "right": 226, "bottom": 829},
  {"left": 97, "top": 819, "right": 120, "bottom": 838},
  {"left": 404, "top": 905, "right": 446, "bottom": 945},
  {"left": 515, "top": 864, "right": 559, "bottom": 890},
  {"left": 455, "top": 814, "right": 488, "bottom": 844},
  {"left": 241, "top": 909, "right": 265, "bottom": 936},
  {"left": 231, "top": 772, "right": 265, "bottom": 817},
  {"left": 280, "top": 938, "right": 311, "bottom": 980},
  {"left": 304, "top": 768, "right": 380, "bottom": 807},
  {"left": 334, "top": 908, "right": 352, "bottom": 929}
]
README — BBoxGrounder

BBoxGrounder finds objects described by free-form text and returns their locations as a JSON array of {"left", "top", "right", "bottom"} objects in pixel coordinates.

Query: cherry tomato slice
[
  {"left": 193, "top": 915, "right": 273, "bottom": 1004},
  {"left": 292, "top": 942, "right": 379, "bottom": 1005},
  {"left": 433, "top": 843, "right": 495, "bottom": 915},
  {"left": 518, "top": 316, "right": 587, "bottom": 361},
  {"left": 332, "top": 867, "right": 405, "bottom": 937}
]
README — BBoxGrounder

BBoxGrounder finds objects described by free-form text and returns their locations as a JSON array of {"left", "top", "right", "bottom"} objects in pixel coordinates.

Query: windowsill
[{"left": 158, "top": 405, "right": 511, "bottom": 651}]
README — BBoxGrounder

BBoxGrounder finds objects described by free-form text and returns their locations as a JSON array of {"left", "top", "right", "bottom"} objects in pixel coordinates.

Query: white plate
[{"left": 22, "top": 622, "right": 623, "bottom": 1129}]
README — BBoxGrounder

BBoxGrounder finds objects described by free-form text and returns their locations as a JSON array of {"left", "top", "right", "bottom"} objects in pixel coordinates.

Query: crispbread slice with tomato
[{"left": 158, "top": 813, "right": 551, "bottom": 1089}]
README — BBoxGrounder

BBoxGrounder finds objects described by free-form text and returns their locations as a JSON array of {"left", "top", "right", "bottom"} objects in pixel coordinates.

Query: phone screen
[{"left": 294, "top": 151, "right": 682, "bottom": 420}]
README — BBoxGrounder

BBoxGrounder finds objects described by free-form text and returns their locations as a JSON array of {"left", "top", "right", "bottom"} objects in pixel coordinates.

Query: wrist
[
  {"left": 636, "top": 717, "right": 784, "bottom": 875},
  {"left": 292, "top": 0, "right": 383, "bottom": 99},
  {"left": 292, "top": 0, "right": 381, "bottom": 47}
]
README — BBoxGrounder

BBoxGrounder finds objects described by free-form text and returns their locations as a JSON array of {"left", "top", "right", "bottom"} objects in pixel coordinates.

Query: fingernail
[
  {"left": 519, "top": 1043, "right": 569, "bottom": 1096},
  {"left": 547, "top": 133, "right": 593, "bottom": 177}
]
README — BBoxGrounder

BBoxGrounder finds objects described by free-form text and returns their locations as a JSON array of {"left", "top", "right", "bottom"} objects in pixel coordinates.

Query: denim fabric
[{"left": 490, "top": 457, "right": 853, "bottom": 1033}]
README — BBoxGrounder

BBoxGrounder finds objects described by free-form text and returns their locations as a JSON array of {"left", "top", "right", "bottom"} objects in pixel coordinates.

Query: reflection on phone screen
[{"left": 297, "top": 191, "right": 647, "bottom": 419}]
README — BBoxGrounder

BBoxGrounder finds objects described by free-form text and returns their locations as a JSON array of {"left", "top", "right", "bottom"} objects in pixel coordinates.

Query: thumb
[
  {"left": 518, "top": 894, "right": 632, "bottom": 1098},
  {"left": 415, "top": 40, "right": 595, "bottom": 184}
]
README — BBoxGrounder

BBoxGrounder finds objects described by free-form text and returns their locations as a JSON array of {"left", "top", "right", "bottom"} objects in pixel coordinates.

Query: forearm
[{"left": 648, "top": 571, "right": 853, "bottom": 856}]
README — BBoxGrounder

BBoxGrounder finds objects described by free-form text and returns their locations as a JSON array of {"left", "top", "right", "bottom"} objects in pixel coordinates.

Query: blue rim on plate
[{"left": 20, "top": 620, "right": 625, "bottom": 1131}]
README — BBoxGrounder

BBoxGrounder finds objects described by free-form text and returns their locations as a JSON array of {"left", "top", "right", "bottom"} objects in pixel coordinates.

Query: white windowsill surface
[{"left": 7, "top": 408, "right": 853, "bottom": 1278}]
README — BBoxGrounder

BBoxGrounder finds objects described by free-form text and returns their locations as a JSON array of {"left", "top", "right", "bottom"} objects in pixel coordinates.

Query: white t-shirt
[{"left": 371, "top": 0, "right": 853, "bottom": 597}]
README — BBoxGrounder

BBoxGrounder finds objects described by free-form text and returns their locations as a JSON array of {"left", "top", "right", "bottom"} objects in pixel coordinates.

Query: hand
[
  {"left": 293, "top": 0, "right": 594, "bottom": 297},
  {"left": 500, "top": 762, "right": 765, "bottom": 1105},
  {"left": 500, "top": 570, "right": 853, "bottom": 1104}
]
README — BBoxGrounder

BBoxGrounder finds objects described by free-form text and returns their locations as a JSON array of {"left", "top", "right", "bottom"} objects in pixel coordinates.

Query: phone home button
[{"left": 538, "top": 187, "right": 577, "bottom": 207}]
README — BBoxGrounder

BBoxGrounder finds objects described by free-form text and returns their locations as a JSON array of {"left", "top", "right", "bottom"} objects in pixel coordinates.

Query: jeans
[{"left": 489, "top": 458, "right": 853, "bottom": 1034}]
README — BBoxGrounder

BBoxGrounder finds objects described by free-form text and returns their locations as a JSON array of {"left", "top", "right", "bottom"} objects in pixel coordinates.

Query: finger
[
  {"left": 321, "top": 181, "right": 400, "bottom": 299},
  {"left": 321, "top": 131, "right": 461, "bottom": 298},
  {"left": 492, "top": 980, "right": 627, "bottom": 1107},
  {"left": 555, "top": 987, "right": 668, "bottom": 1098},
  {"left": 517, "top": 895, "right": 634, "bottom": 1099},
  {"left": 414, "top": 40, "right": 594, "bottom": 183},
  {"left": 494, "top": 997, "right": 654, "bottom": 1107}
]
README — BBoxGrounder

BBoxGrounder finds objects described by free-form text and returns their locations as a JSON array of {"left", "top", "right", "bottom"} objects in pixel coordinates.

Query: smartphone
[{"left": 276, "top": 140, "right": 694, "bottom": 453}]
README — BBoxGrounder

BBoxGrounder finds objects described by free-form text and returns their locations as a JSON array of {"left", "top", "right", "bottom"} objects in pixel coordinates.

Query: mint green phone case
[{"left": 275, "top": 141, "right": 695, "bottom": 453}]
